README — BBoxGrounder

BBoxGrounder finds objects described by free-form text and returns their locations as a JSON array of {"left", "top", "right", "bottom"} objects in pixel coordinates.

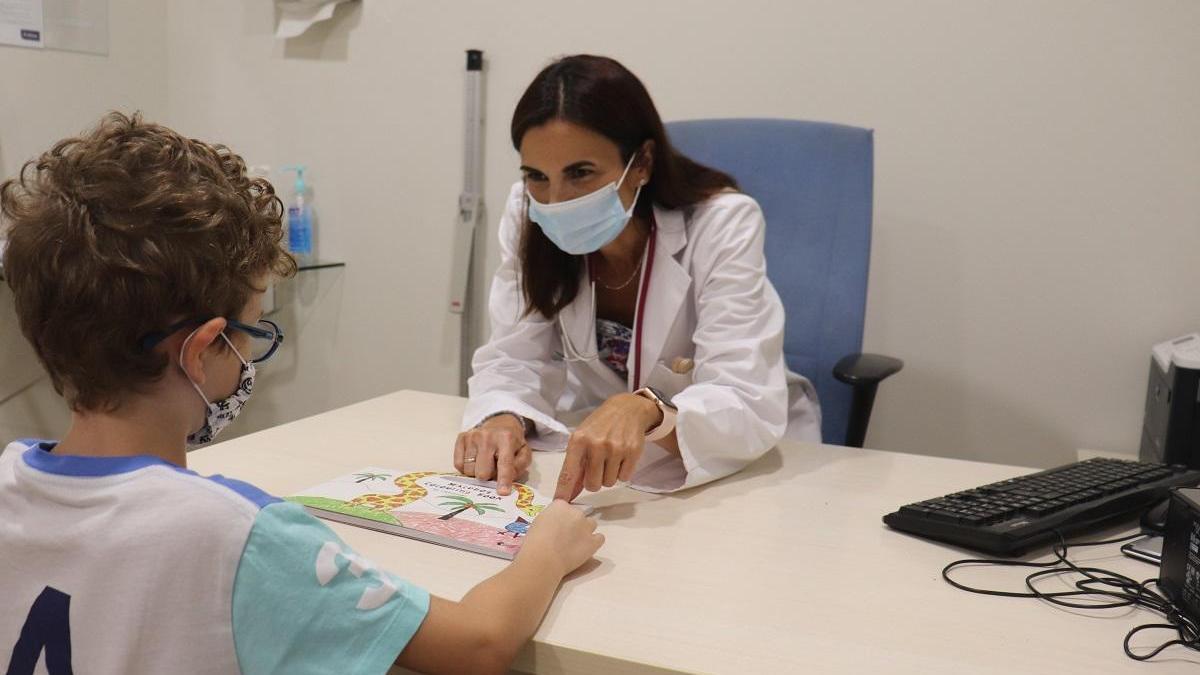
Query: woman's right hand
[
  {"left": 517, "top": 499, "right": 604, "bottom": 576},
  {"left": 454, "top": 413, "right": 532, "bottom": 496}
]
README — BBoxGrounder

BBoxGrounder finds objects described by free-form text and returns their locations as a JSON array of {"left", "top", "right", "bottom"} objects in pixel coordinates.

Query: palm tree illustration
[
  {"left": 352, "top": 472, "right": 391, "bottom": 484},
  {"left": 438, "top": 495, "right": 504, "bottom": 521}
]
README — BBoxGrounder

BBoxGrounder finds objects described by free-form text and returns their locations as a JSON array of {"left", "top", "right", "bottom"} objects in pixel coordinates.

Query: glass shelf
[{"left": 297, "top": 259, "right": 346, "bottom": 273}]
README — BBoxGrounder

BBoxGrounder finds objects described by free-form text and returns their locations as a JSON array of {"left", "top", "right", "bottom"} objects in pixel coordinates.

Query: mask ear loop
[
  {"left": 179, "top": 328, "right": 213, "bottom": 407},
  {"left": 615, "top": 151, "right": 638, "bottom": 189},
  {"left": 223, "top": 333, "right": 251, "bottom": 368},
  {"left": 178, "top": 329, "right": 248, "bottom": 406},
  {"left": 616, "top": 151, "right": 645, "bottom": 215}
]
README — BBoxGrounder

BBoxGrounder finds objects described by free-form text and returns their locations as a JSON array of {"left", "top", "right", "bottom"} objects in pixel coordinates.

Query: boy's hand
[
  {"left": 517, "top": 500, "right": 604, "bottom": 577},
  {"left": 454, "top": 414, "right": 531, "bottom": 496}
]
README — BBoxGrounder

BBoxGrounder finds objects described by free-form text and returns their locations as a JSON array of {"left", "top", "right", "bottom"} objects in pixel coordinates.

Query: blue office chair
[{"left": 665, "top": 118, "right": 902, "bottom": 447}]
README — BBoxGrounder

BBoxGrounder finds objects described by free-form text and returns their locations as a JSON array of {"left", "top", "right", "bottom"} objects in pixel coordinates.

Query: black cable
[{"left": 941, "top": 530, "right": 1200, "bottom": 662}]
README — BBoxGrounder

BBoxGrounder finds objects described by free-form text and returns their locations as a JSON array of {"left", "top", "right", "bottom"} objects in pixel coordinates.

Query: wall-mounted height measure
[{"left": 448, "top": 49, "right": 485, "bottom": 395}]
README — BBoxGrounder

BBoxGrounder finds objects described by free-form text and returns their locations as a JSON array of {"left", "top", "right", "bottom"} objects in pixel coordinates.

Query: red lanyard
[
  {"left": 587, "top": 220, "right": 656, "bottom": 390},
  {"left": 631, "top": 223, "right": 656, "bottom": 390}
]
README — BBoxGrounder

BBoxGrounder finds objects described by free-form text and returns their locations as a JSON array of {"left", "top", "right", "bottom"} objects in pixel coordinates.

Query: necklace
[
  {"left": 592, "top": 227, "right": 650, "bottom": 291},
  {"left": 597, "top": 258, "right": 642, "bottom": 291}
]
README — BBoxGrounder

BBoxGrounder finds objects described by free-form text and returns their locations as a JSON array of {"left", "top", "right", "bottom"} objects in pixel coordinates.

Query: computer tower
[
  {"left": 1158, "top": 487, "right": 1200, "bottom": 624},
  {"left": 1140, "top": 334, "right": 1200, "bottom": 469}
]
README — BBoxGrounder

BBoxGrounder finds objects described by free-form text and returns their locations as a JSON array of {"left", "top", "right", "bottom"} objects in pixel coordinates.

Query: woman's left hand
[{"left": 553, "top": 393, "right": 662, "bottom": 501}]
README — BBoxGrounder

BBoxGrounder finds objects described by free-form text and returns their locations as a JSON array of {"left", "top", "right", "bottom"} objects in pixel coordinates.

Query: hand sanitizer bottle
[{"left": 282, "top": 165, "right": 313, "bottom": 260}]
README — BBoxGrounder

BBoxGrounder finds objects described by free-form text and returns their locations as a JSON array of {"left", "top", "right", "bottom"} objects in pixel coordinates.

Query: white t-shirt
[{"left": 0, "top": 439, "right": 429, "bottom": 674}]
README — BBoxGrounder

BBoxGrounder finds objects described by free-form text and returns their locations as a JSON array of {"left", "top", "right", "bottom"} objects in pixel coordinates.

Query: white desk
[{"left": 189, "top": 390, "right": 1200, "bottom": 674}]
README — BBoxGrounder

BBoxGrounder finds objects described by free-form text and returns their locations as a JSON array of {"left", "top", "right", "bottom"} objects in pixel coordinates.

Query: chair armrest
[
  {"left": 831, "top": 353, "right": 903, "bottom": 448},
  {"left": 833, "top": 353, "right": 903, "bottom": 387}
]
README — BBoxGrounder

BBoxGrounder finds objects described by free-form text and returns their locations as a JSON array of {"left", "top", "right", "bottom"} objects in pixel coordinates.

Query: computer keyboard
[{"left": 883, "top": 458, "right": 1200, "bottom": 555}]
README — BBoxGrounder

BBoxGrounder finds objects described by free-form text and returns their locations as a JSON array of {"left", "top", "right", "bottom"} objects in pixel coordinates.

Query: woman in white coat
[{"left": 454, "top": 55, "right": 821, "bottom": 500}]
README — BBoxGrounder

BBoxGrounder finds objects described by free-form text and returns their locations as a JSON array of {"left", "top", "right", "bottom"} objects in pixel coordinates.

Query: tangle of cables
[{"left": 942, "top": 531, "right": 1200, "bottom": 661}]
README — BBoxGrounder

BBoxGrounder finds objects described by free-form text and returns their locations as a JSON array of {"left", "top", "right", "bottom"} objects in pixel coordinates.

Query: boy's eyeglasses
[{"left": 140, "top": 318, "right": 284, "bottom": 364}]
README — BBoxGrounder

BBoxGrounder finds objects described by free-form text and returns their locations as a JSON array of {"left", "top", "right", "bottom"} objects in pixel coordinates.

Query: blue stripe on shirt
[{"left": 18, "top": 440, "right": 279, "bottom": 508}]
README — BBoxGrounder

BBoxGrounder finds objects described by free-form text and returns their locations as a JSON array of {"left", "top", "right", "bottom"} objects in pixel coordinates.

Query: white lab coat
[{"left": 463, "top": 182, "right": 821, "bottom": 493}]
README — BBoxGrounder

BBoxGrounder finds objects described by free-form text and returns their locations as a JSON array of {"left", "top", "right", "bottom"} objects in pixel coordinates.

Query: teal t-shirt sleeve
[{"left": 231, "top": 501, "right": 430, "bottom": 675}]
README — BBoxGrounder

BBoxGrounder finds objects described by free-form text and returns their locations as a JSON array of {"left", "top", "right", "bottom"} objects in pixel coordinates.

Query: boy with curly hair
[{"left": 0, "top": 113, "right": 602, "bottom": 675}]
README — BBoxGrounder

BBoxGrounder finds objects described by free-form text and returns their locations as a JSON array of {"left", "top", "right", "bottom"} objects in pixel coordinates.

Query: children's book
[{"left": 287, "top": 468, "right": 555, "bottom": 560}]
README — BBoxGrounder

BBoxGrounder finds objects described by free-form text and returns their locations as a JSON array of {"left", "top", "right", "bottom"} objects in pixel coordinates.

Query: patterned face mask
[{"left": 179, "top": 329, "right": 256, "bottom": 449}]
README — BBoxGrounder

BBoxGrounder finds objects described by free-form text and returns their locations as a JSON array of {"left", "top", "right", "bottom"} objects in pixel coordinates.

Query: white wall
[
  {"left": 5, "top": 1, "right": 1198, "bottom": 470},
  {"left": 0, "top": 0, "right": 167, "bottom": 442}
]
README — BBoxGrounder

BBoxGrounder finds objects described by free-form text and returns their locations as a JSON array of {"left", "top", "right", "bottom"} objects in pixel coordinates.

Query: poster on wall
[
  {"left": 0, "top": 0, "right": 45, "bottom": 48},
  {"left": 0, "top": 0, "right": 108, "bottom": 54}
]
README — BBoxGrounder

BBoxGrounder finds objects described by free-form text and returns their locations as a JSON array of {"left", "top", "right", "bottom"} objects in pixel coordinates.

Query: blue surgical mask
[{"left": 527, "top": 153, "right": 643, "bottom": 255}]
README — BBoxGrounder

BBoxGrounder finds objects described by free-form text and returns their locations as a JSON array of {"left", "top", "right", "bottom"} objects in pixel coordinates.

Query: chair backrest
[{"left": 665, "top": 118, "right": 874, "bottom": 444}]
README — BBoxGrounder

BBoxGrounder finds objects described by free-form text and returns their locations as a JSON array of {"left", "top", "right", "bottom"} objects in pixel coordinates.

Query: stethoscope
[{"left": 557, "top": 223, "right": 657, "bottom": 390}]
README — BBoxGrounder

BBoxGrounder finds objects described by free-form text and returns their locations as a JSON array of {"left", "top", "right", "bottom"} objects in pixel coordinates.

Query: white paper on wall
[{"left": 275, "top": 0, "right": 352, "bottom": 39}]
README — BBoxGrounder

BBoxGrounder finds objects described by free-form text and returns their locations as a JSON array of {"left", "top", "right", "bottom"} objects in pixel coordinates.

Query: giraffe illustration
[
  {"left": 347, "top": 472, "right": 545, "bottom": 519},
  {"left": 510, "top": 484, "right": 544, "bottom": 518},
  {"left": 347, "top": 471, "right": 443, "bottom": 511}
]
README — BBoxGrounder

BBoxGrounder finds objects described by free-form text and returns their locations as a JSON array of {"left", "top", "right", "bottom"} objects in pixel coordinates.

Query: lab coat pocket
[{"left": 645, "top": 361, "right": 693, "bottom": 399}]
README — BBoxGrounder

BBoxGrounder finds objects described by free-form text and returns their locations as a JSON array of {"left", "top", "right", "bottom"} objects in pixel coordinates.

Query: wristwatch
[{"left": 633, "top": 386, "right": 678, "bottom": 442}]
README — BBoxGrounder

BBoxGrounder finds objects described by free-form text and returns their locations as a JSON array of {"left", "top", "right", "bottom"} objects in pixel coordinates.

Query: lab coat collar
[
  {"left": 633, "top": 204, "right": 691, "bottom": 389},
  {"left": 652, "top": 202, "right": 688, "bottom": 256}
]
